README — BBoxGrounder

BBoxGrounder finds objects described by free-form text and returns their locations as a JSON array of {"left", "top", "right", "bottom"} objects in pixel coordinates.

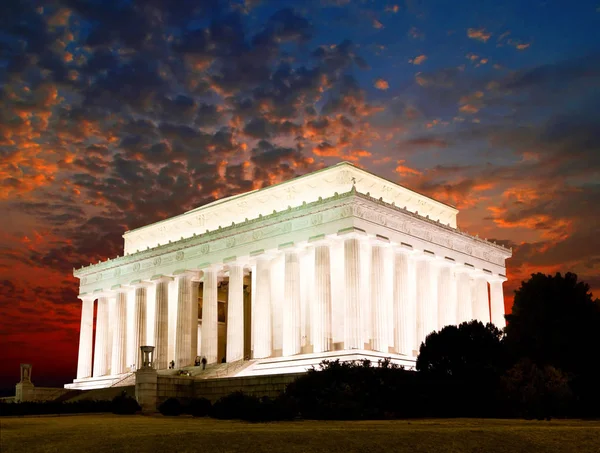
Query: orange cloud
[
  {"left": 395, "top": 160, "right": 422, "bottom": 176},
  {"left": 374, "top": 78, "right": 389, "bottom": 90},
  {"left": 372, "top": 19, "right": 384, "bottom": 29},
  {"left": 410, "top": 54, "right": 427, "bottom": 65},
  {"left": 467, "top": 28, "right": 492, "bottom": 43}
]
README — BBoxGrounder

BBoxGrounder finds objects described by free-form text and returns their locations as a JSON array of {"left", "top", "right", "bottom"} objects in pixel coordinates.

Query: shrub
[
  {"left": 211, "top": 392, "right": 262, "bottom": 420},
  {"left": 189, "top": 398, "right": 212, "bottom": 417},
  {"left": 159, "top": 397, "right": 182, "bottom": 416},
  {"left": 111, "top": 393, "right": 141, "bottom": 415},
  {"left": 501, "top": 358, "right": 573, "bottom": 419}
]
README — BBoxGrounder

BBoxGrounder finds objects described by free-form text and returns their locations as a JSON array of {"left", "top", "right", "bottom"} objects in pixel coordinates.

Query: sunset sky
[{"left": 1, "top": 0, "right": 599, "bottom": 390}]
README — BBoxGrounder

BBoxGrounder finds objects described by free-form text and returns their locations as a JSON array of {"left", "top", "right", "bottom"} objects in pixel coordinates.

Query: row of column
[
  {"left": 77, "top": 273, "right": 199, "bottom": 379},
  {"left": 247, "top": 236, "right": 506, "bottom": 360},
  {"left": 76, "top": 237, "right": 506, "bottom": 379}
]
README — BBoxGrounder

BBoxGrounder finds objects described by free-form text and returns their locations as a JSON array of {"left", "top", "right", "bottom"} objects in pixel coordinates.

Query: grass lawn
[{"left": 2, "top": 415, "right": 599, "bottom": 453}]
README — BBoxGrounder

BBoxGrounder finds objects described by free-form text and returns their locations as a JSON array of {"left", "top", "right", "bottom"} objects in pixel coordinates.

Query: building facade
[{"left": 67, "top": 162, "right": 511, "bottom": 389}]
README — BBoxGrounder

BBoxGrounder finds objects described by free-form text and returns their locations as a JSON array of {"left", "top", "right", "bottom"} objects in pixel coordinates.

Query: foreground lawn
[{"left": 2, "top": 415, "right": 599, "bottom": 453}]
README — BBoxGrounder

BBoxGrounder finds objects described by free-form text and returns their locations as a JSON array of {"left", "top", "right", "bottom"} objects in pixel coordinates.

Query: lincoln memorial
[{"left": 66, "top": 162, "right": 511, "bottom": 390}]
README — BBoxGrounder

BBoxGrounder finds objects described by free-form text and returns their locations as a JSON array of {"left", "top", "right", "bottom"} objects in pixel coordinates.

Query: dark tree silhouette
[
  {"left": 504, "top": 272, "right": 600, "bottom": 417},
  {"left": 501, "top": 358, "right": 572, "bottom": 419},
  {"left": 504, "top": 272, "right": 600, "bottom": 374},
  {"left": 417, "top": 321, "right": 506, "bottom": 380},
  {"left": 416, "top": 321, "right": 507, "bottom": 417}
]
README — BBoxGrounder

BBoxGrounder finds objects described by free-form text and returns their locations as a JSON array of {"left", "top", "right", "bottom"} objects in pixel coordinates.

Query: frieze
[{"left": 76, "top": 188, "right": 511, "bottom": 289}]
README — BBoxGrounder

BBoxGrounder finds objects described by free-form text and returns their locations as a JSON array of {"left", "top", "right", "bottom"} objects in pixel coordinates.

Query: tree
[
  {"left": 417, "top": 321, "right": 506, "bottom": 381},
  {"left": 504, "top": 272, "right": 600, "bottom": 376},
  {"left": 501, "top": 358, "right": 573, "bottom": 419},
  {"left": 416, "top": 321, "right": 507, "bottom": 417}
]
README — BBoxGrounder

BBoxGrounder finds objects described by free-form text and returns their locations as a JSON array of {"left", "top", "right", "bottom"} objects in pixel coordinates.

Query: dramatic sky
[{"left": 1, "top": 0, "right": 599, "bottom": 390}]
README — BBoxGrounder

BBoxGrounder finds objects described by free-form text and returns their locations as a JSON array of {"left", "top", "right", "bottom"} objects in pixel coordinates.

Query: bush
[
  {"left": 501, "top": 358, "right": 573, "bottom": 419},
  {"left": 159, "top": 397, "right": 182, "bottom": 416},
  {"left": 284, "top": 359, "right": 419, "bottom": 420},
  {"left": 189, "top": 398, "right": 212, "bottom": 417},
  {"left": 211, "top": 392, "right": 295, "bottom": 422},
  {"left": 211, "top": 392, "right": 261, "bottom": 420},
  {"left": 111, "top": 393, "right": 141, "bottom": 415}
]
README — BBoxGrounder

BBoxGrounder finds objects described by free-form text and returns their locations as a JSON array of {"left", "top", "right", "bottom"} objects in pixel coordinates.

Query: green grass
[{"left": 2, "top": 415, "right": 599, "bottom": 453}]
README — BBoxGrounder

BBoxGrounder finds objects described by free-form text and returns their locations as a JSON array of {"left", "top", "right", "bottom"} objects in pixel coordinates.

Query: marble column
[
  {"left": 371, "top": 245, "right": 389, "bottom": 353},
  {"left": 473, "top": 276, "right": 490, "bottom": 324},
  {"left": 489, "top": 278, "right": 506, "bottom": 329},
  {"left": 283, "top": 252, "right": 301, "bottom": 357},
  {"left": 253, "top": 257, "right": 272, "bottom": 358},
  {"left": 343, "top": 238, "right": 361, "bottom": 350},
  {"left": 416, "top": 257, "right": 439, "bottom": 348},
  {"left": 227, "top": 264, "right": 245, "bottom": 362},
  {"left": 190, "top": 280, "right": 199, "bottom": 364},
  {"left": 93, "top": 296, "right": 110, "bottom": 377},
  {"left": 201, "top": 268, "right": 218, "bottom": 364},
  {"left": 313, "top": 244, "right": 332, "bottom": 353},
  {"left": 456, "top": 270, "right": 473, "bottom": 324},
  {"left": 174, "top": 273, "right": 192, "bottom": 368},
  {"left": 111, "top": 290, "right": 128, "bottom": 375},
  {"left": 153, "top": 276, "right": 171, "bottom": 370},
  {"left": 393, "top": 251, "right": 417, "bottom": 356},
  {"left": 437, "top": 264, "right": 458, "bottom": 329},
  {"left": 76, "top": 296, "right": 95, "bottom": 379},
  {"left": 132, "top": 285, "right": 148, "bottom": 370}
]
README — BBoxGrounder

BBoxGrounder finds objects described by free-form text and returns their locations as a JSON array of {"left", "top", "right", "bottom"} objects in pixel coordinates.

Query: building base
[{"left": 64, "top": 349, "right": 416, "bottom": 390}]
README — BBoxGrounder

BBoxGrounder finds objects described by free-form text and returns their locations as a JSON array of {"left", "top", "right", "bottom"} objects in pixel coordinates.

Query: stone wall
[
  {"left": 155, "top": 373, "right": 303, "bottom": 406},
  {"left": 15, "top": 383, "right": 73, "bottom": 402}
]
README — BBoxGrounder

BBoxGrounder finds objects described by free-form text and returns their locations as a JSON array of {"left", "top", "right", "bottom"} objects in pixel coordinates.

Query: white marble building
[{"left": 66, "top": 162, "right": 511, "bottom": 389}]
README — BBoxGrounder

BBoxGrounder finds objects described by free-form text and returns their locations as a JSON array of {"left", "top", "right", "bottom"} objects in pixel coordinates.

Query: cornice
[{"left": 74, "top": 188, "right": 511, "bottom": 282}]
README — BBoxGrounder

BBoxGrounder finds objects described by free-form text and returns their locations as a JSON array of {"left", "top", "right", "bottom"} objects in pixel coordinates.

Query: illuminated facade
[{"left": 67, "top": 162, "right": 511, "bottom": 389}]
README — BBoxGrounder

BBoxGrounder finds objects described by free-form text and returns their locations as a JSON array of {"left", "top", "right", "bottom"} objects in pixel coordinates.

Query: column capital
[
  {"left": 129, "top": 279, "right": 153, "bottom": 288},
  {"left": 173, "top": 269, "right": 200, "bottom": 278},
  {"left": 150, "top": 274, "right": 174, "bottom": 283},
  {"left": 337, "top": 226, "right": 367, "bottom": 239},
  {"left": 487, "top": 274, "right": 508, "bottom": 283},
  {"left": 77, "top": 293, "right": 96, "bottom": 302},
  {"left": 110, "top": 284, "right": 130, "bottom": 293},
  {"left": 413, "top": 250, "right": 437, "bottom": 261}
]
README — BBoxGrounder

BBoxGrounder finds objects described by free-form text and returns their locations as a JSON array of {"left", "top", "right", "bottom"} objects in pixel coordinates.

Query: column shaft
[
  {"left": 416, "top": 258, "right": 439, "bottom": 347},
  {"left": 132, "top": 287, "right": 147, "bottom": 370},
  {"left": 76, "top": 298, "right": 94, "bottom": 379},
  {"left": 174, "top": 274, "right": 191, "bottom": 368},
  {"left": 473, "top": 277, "right": 490, "bottom": 323},
  {"left": 393, "top": 252, "right": 417, "bottom": 355},
  {"left": 490, "top": 280, "right": 506, "bottom": 328},
  {"left": 437, "top": 266, "right": 458, "bottom": 329},
  {"left": 190, "top": 281, "right": 199, "bottom": 364},
  {"left": 283, "top": 253, "right": 301, "bottom": 356},
  {"left": 93, "top": 297, "right": 110, "bottom": 377},
  {"left": 201, "top": 269, "right": 218, "bottom": 364},
  {"left": 153, "top": 279, "right": 170, "bottom": 370},
  {"left": 111, "top": 292, "right": 127, "bottom": 374},
  {"left": 344, "top": 238, "right": 361, "bottom": 350},
  {"left": 253, "top": 258, "right": 272, "bottom": 358},
  {"left": 313, "top": 245, "right": 332, "bottom": 353},
  {"left": 227, "top": 265, "right": 245, "bottom": 362},
  {"left": 456, "top": 271, "right": 473, "bottom": 323},
  {"left": 371, "top": 245, "right": 389, "bottom": 352}
]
